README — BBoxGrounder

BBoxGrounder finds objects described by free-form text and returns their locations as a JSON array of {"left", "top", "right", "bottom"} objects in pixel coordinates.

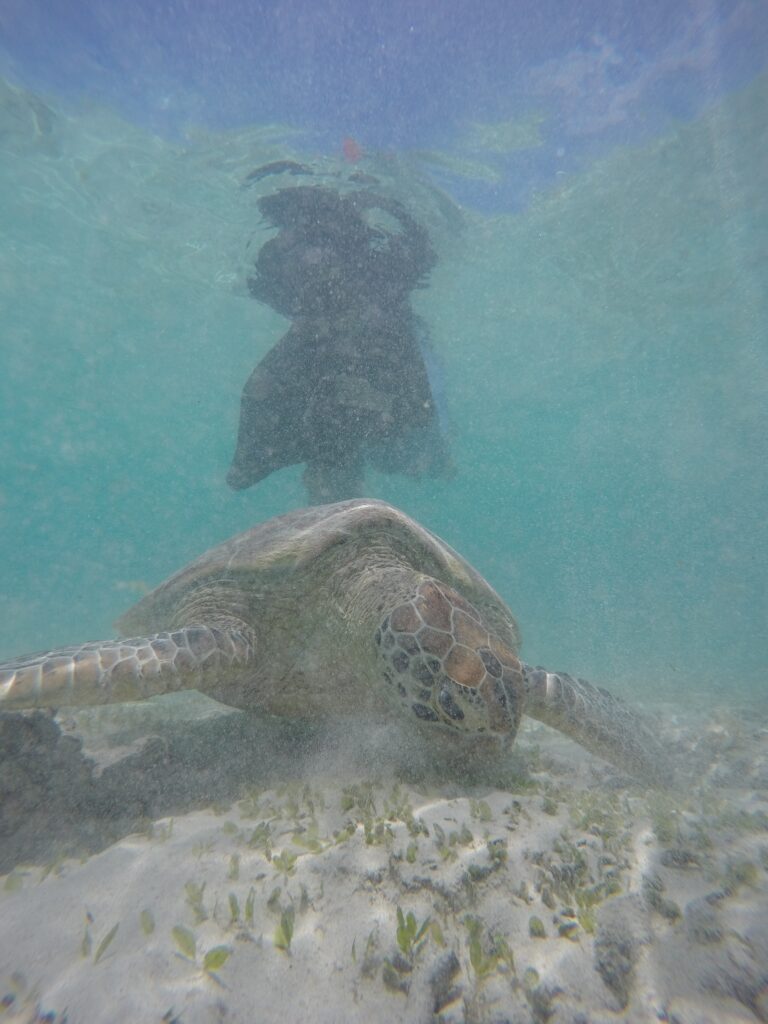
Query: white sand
[{"left": 1, "top": 705, "right": 767, "bottom": 1023}]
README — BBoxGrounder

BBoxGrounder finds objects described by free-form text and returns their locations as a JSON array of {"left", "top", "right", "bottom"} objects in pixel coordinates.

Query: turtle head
[{"left": 374, "top": 579, "right": 524, "bottom": 744}]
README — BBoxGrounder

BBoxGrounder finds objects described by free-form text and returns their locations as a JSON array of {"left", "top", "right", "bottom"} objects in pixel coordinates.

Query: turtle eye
[{"left": 375, "top": 579, "right": 524, "bottom": 739}]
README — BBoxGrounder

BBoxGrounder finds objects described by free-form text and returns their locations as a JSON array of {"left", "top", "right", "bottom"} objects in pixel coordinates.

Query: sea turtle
[{"left": 0, "top": 500, "right": 670, "bottom": 785}]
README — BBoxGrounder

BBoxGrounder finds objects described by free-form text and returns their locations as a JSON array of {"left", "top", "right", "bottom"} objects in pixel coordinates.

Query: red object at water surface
[{"left": 342, "top": 137, "right": 363, "bottom": 162}]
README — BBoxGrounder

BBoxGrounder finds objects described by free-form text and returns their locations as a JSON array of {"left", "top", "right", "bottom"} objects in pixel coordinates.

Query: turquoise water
[
  {"left": 1, "top": 63, "right": 768, "bottom": 1024},
  {"left": 1, "top": 72, "right": 766, "bottom": 703}
]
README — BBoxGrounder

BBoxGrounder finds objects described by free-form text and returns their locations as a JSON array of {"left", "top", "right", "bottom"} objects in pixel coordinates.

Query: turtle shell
[{"left": 117, "top": 499, "right": 520, "bottom": 655}]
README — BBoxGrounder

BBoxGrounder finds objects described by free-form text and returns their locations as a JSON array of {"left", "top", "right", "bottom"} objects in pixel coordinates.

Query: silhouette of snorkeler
[{"left": 227, "top": 169, "right": 455, "bottom": 504}]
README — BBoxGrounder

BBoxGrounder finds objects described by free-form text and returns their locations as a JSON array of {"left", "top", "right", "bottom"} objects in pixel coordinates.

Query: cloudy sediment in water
[{"left": 0, "top": 13, "right": 767, "bottom": 1020}]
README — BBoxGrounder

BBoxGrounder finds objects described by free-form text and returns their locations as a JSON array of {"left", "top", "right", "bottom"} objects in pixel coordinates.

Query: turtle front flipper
[
  {"left": 521, "top": 663, "right": 676, "bottom": 787},
  {"left": 0, "top": 626, "right": 253, "bottom": 709}
]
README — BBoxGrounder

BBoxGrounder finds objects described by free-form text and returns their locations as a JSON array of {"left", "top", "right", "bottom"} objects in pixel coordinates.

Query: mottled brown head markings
[{"left": 375, "top": 579, "right": 524, "bottom": 739}]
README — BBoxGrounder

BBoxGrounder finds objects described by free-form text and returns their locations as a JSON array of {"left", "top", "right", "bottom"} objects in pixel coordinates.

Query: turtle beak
[
  {"left": 478, "top": 675, "right": 515, "bottom": 735},
  {"left": 485, "top": 667, "right": 525, "bottom": 744}
]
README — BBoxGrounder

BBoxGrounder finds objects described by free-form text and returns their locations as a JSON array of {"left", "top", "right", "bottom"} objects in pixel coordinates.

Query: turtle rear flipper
[
  {"left": 0, "top": 626, "right": 253, "bottom": 709},
  {"left": 521, "top": 663, "right": 676, "bottom": 787}
]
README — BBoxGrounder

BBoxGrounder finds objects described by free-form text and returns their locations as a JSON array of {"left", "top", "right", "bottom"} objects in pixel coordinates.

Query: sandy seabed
[{"left": 1, "top": 696, "right": 767, "bottom": 1024}]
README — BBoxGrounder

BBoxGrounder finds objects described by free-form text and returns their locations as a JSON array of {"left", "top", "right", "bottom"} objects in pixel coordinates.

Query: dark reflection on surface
[{"left": 228, "top": 181, "right": 455, "bottom": 503}]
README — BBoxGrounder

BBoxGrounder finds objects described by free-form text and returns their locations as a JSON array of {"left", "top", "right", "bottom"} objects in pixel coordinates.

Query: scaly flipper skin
[
  {"left": 0, "top": 627, "right": 253, "bottom": 709},
  {"left": 520, "top": 665, "right": 674, "bottom": 788},
  {"left": 0, "top": 499, "right": 674, "bottom": 786}
]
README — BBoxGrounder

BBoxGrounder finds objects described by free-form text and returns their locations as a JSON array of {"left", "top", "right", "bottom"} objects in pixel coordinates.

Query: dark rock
[
  {"left": 704, "top": 961, "right": 768, "bottom": 1021},
  {"left": 593, "top": 896, "right": 651, "bottom": 1011},
  {"left": 430, "top": 950, "right": 461, "bottom": 1012},
  {"left": 382, "top": 959, "right": 410, "bottom": 994},
  {"left": 0, "top": 708, "right": 322, "bottom": 870},
  {"left": 524, "top": 981, "right": 563, "bottom": 1023},
  {"left": 684, "top": 897, "right": 723, "bottom": 944},
  {"left": 641, "top": 872, "right": 681, "bottom": 921},
  {"left": 659, "top": 848, "right": 701, "bottom": 870}
]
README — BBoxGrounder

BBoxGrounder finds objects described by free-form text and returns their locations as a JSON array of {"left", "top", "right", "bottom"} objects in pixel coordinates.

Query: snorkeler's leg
[
  {"left": 227, "top": 332, "right": 308, "bottom": 490},
  {"left": 303, "top": 455, "right": 365, "bottom": 505}
]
